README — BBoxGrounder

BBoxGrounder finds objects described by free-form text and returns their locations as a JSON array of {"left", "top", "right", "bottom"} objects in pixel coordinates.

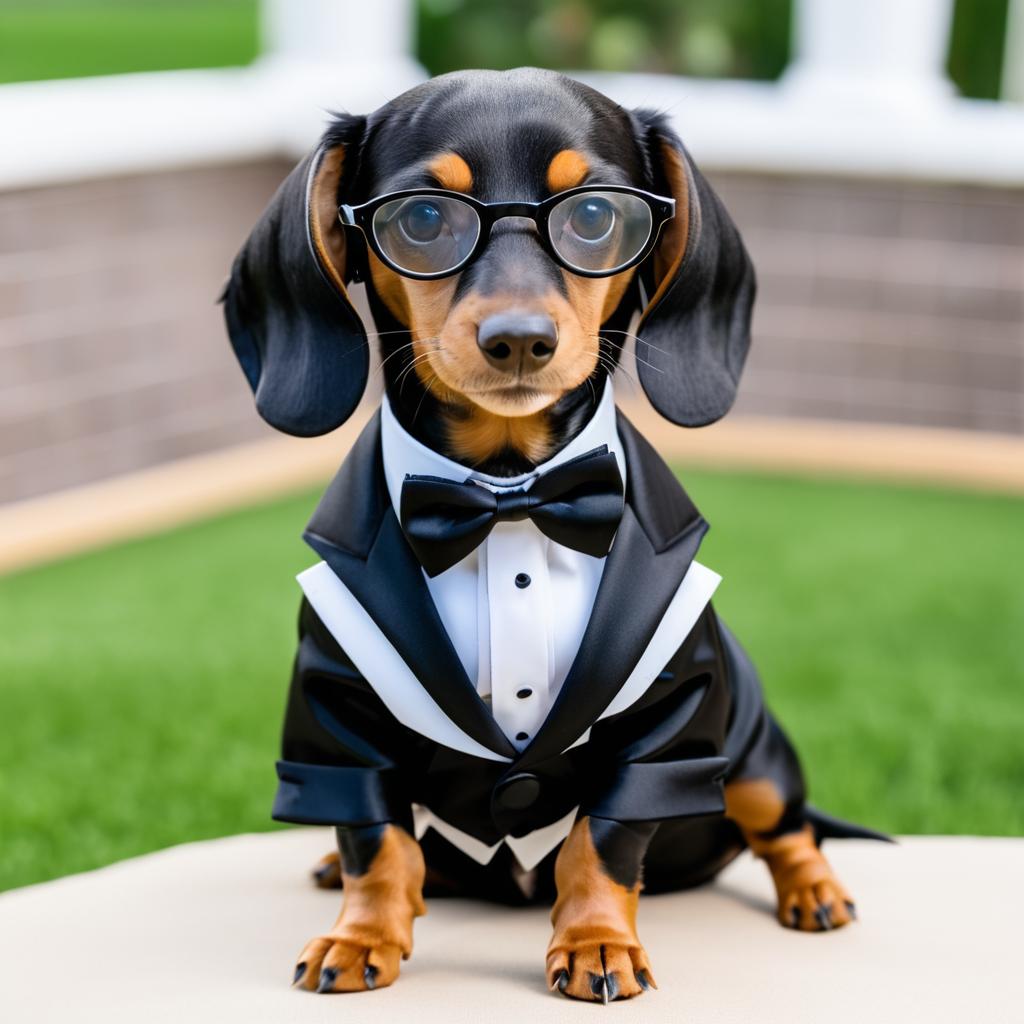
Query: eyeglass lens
[
  {"left": 548, "top": 191, "right": 653, "bottom": 273},
  {"left": 372, "top": 195, "right": 481, "bottom": 276}
]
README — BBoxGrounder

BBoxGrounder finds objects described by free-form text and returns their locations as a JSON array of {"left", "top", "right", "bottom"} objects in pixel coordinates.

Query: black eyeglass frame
[{"left": 337, "top": 185, "right": 675, "bottom": 281}]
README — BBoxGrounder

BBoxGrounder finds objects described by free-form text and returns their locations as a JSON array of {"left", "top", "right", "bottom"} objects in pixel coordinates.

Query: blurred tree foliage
[
  {"left": 417, "top": 0, "right": 1011, "bottom": 100},
  {"left": 948, "top": 0, "right": 1009, "bottom": 100},
  {"left": 417, "top": 0, "right": 792, "bottom": 81}
]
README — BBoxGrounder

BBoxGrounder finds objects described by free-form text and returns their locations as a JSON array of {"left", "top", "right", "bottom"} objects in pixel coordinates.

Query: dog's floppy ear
[
  {"left": 631, "top": 109, "right": 755, "bottom": 427},
  {"left": 222, "top": 114, "right": 368, "bottom": 436}
]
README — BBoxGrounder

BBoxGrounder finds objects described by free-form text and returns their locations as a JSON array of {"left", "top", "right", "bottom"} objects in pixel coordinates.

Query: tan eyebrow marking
[
  {"left": 428, "top": 152, "right": 473, "bottom": 192},
  {"left": 546, "top": 149, "right": 590, "bottom": 193}
]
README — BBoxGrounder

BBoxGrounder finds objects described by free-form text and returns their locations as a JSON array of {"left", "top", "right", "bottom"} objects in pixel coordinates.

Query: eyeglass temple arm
[{"left": 333, "top": 206, "right": 368, "bottom": 283}]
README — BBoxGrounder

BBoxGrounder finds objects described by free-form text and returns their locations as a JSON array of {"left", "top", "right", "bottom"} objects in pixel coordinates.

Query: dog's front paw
[
  {"left": 547, "top": 939, "right": 655, "bottom": 1003},
  {"left": 293, "top": 824, "right": 425, "bottom": 993},
  {"left": 293, "top": 932, "right": 404, "bottom": 993},
  {"left": 547, "top": 817, "right": 655, "bottom": 1002}
]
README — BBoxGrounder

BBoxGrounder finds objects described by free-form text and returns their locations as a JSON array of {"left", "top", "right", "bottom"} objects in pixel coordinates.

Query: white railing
[{"left": 1, "top": 0, "right": 1022, "bottom": 191}]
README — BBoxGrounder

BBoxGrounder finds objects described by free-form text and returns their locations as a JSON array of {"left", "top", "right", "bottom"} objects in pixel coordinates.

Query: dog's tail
[{"left": 805, "top": 805, "right": 896, "bottom": 845}]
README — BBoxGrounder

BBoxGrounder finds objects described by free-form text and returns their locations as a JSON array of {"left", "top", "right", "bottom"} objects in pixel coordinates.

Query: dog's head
[{"left": 223, "top": 68, "right": 754, "bottom": 462}]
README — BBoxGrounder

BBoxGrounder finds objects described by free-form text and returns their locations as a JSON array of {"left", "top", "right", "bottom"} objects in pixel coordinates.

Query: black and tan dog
[{"left": 222, "top": 68, "right": 883, "bottom": 1003}]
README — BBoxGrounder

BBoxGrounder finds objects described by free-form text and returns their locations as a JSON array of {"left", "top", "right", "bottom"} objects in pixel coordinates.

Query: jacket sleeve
[
  {"left": 271, "top": 598, "right": 426, "bottom": 829},
  {"left": 579, "top": 603, "right": 737, "bottom": 825}
]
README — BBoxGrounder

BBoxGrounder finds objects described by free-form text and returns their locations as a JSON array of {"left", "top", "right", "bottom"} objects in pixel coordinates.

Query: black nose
[{"left": 477, "top": 312, "right": 558, "bottom": 373}]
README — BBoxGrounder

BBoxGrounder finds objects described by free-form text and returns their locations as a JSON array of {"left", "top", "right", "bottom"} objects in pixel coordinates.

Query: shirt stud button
[
  {"left": 516, "top": 731, "right": 529, "bottom": 741},
  {"left": 514, "top": 572, "right": 531, "bottom": 589},
  {"left": 516, "top": 688, "right": 533, "bottom": 699}
]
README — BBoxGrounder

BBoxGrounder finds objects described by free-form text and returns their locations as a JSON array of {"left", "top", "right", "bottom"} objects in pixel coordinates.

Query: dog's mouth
[
  {"left": 471, "top": 382, "right": 548, "bottom": 400},
  {"left": 421, "top": 346, "right": 573, "bottom": 416},
  {"left": 462, "top": 381, "right": 563, "bottom": 417}
]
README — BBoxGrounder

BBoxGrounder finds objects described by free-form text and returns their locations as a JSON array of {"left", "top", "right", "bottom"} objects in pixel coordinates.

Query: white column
[
  {"left": 261, "top": 0, "right": 413, "bottom": 68},
  {"left": 782, "top": 0, "right": 956, "bottom": 108},
  {"left": 256, "top": 0, "right": 425, "bottom": 153}
]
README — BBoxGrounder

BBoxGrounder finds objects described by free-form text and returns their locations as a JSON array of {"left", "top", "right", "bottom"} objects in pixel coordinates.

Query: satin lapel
[
  {"left": 513, "top": 504, "right": 707, "bottom": 771},
  {"left": 309, "top": 514, "right": 516, "bottom": 759}
]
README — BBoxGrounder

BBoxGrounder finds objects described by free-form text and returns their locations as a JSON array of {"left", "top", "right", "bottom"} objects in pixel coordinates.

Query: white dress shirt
[{"left": 380, "top": 380, "right": 627, "bottom": 754}]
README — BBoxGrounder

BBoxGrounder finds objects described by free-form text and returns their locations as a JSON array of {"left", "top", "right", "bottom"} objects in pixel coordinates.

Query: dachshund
[{"left": 222, "top": 67, "right": 883, "bottom": 1004}]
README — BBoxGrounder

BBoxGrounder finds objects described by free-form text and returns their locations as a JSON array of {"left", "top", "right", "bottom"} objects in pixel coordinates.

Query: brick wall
[
  {"left": 1, "top": 162, "right": 1021, "bottom": 503},
  {"left": 0, "top": 162, "right": 290, "bottom": 503},
  {"left": 717, "top": 173, "right": 1024, "bottom": 433}
]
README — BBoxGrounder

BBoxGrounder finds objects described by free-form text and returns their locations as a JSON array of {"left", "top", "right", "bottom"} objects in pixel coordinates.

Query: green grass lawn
[
  {"left": 1, "top": 468, "right": 1022, "bottom": 892},
  {"left": 0, "top": 1, "right": 259, "bottom": 85}
]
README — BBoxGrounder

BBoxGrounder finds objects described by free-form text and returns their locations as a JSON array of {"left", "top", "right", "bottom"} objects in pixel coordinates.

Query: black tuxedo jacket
[{"left": 271, "top": 410, "right": 800, "bottom": 861}]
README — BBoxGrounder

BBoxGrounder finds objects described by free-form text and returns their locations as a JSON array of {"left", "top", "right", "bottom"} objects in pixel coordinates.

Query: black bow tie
[{"left": 399, "top": 446, "right": 625, "bottom": 577}]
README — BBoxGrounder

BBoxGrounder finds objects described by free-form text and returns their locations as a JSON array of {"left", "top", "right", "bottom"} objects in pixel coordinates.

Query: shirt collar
[{"left": 380, "top": 379, "right": 626, "bottom": 511}]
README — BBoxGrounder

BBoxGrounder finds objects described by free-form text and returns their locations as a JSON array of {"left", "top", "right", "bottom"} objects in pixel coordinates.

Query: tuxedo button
[
  {"left": 515, "top": 572, "right": 531, "bottom": 589},
  {"left": 495, "top": 773, "right": 541, "bottom": 811}
]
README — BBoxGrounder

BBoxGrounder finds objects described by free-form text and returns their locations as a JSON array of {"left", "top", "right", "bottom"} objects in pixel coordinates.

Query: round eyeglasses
[{"left": 338, "top": 185, "right": 675, "bottom": 281}]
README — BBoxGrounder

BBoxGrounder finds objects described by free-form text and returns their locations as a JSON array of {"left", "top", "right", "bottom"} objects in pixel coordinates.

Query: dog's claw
[
  {"left": 549, "top": 943, "right": 651, "bottom": 1002},
  {"left": 317, "top": 966, "right": 338, "bottom": 993},
  {"left": 605, "top": 971, "right": 619, "bottom": 1002},
  {"left": 790, "top": 906, "right": 801, "bottom": 928},
  {"left": 293, "top": 963, "right": 307, "bottom": 986},
  {"left": 309, "top": 853, "right": 342, "bottom": 890},
  {"left": 845, "top": 900, "right": 858, "bottom": 920},
  {"left": 815, "top": 904, "right": 833, "bottom": 931},
  {"left": 364, "top": 964, "right": 378, "bottom": 990}
]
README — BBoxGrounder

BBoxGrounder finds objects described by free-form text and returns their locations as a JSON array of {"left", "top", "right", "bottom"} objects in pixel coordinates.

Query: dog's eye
[
  {"left": 399, "top": 200, "right": 444, "bottom": 243},
  {"left": 568, "top": 197, "right": 615, "bottom": 242}
]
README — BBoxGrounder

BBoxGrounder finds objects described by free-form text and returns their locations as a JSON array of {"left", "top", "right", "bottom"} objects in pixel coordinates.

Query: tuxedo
[{"left": 270, "top": 403, "right": 848, "bottom": 899}]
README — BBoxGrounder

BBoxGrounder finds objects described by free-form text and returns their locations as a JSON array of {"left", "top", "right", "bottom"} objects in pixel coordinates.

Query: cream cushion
[{"left": 1, "top": 828, "right": 1020, "bottom": 1023}]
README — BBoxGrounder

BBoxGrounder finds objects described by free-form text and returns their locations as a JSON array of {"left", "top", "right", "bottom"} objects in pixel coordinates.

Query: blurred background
[{"left": 1, "top": 0, "right": 1022, "bottom": 891}]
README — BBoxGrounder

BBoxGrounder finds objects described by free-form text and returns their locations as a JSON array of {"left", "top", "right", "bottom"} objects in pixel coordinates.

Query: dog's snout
[{"left": 477, "top": 312, "right": 558, "bottom": 373}]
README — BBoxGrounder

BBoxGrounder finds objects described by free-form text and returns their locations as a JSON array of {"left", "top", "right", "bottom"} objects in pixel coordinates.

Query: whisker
[
  {"left": 362, "top": 328, "right": 416, "bottom": 340},
  {"left": 575, "top": 346, "right": 637, "bottom": 393},
  {"left": 597, "top": 332, "right": 660, "bottom": 364},
  {"left": 396, "top": 351, "right": 435, "bottom": 395},
  {"left": 396, "top": 353, "right": 433, "bottom": 390},
  {"left": 598, "top": 328, "right": 671, "bottom": 357},
  {"left": 596, "top": 334, "right": 664, "bottom": 374},
  {"left": 590, "top": 345, "right": 639, "bottom": 389},
  {"left": 374, "top": 337, "right": 441, "bottom": 380},
  {"left": 373, "top": 340, "right": 418, "bottom": 379},
  {"left": 412, "top": 375, "right": 436, "bottom": 424}
]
